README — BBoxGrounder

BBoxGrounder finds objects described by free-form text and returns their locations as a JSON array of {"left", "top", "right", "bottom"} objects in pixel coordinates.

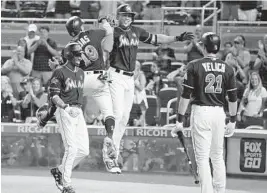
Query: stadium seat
[
  {"left": 158, "top": 87, "right": 177, "bottom": 125},
  {"left": 145, "top": 95, "right": 160, "bottom": 126}
]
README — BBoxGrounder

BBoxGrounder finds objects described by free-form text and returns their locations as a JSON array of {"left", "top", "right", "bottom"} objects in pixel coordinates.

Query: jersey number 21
[{"left": 205, "top": 73, "right": 222, "bottom": 94}]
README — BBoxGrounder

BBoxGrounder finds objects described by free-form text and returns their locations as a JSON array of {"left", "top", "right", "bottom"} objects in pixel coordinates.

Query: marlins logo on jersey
[
  {"left": 65, "top": 77, "right": 84, "bottom": 92},
  {"left": 119, "top": 33, "right": 139, "bottom": 47}
]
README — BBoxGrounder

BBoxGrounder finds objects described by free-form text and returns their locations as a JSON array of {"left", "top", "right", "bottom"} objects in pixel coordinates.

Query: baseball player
[
  {"left": 49, "top": 42, "right": 89, "bottom": 193},
  {"left": 108, "top": 4, "right": 194, "bottom": 170},
  {"left": 37, "top": 16, "right": 120, "bottom": 173},
  {"left": 171, "top": 32, "right": 237, "bottom": 193}
]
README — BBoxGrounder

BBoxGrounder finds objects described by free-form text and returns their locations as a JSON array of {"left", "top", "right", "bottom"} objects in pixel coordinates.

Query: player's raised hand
[
  {"left": 176, "top": 32, "right": 194, "bottom": 42},
  {"left": 48, "top": 57, "right": 60, "bottom": 71},
  {"left": 225, "top": 122, "right": 236, "bottom": 137},
  {"left": 171, "top": 121, "right": 184, "bottom": 137}
]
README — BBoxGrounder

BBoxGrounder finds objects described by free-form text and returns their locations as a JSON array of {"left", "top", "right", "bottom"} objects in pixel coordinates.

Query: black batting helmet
[
  {"left": 117, "top": 4, "right": 136, "bottom": 19},
  {"left": 200, "top": 32, "right": 221, "bottom": 54},
  {"left": 66, "top": 16, "right": 83, "bottom": 37},
  {"left": 64, "top": 42, "right": 83, "bottom": 60}
]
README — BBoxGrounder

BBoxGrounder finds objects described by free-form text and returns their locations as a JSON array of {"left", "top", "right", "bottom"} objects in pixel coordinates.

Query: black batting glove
[{"left": 176, "top": 32, "right": 194, "bottom": 42}]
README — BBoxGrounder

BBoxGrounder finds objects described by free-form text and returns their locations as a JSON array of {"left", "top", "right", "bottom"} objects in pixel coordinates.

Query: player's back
[
  {"left": 186, "top": 56, "right": 235, "bottom": 107},
  {"left": 72, "top": 30, "right": 106, "bottom": 71}
]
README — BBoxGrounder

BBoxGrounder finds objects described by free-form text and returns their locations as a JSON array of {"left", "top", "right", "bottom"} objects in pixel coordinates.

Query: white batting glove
[
  {"left": 225, "top": 122, "right": 236, "bottom": 137},
  {"left": 171, "top": 121, "right": 184, "bottom": 137}
]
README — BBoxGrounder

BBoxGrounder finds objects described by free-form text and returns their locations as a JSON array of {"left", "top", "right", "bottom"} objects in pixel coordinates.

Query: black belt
[
  {"left": 115, "top": 69, "right": 134, "bottom": 77},
  {"left": 69, "top": 104, "right": 82, "bottom": 108},
  {"left": 85, "top": 70, "right": 103, "bottom": 74}
]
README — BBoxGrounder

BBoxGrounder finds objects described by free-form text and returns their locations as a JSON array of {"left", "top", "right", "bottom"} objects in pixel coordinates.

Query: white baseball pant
[
  {"left": 108, "top": 67, "right": 134, "bottom": 156},
  {"left": 190, "top": 105, "right": 226, "bottom": 193},
  {"left": 55, "top": 107, "right": 89, "bottom": 188},
  {"left": 83, "top": 71, "right": 114, "bottom": 120}
]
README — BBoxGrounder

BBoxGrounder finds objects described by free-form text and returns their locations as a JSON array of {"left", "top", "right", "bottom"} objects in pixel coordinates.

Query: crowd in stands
[
  {"left": 1, "top": 1, "right": 267, "bottom": 130},
  {"left": 1, "top": 1, "right": 267, "bottom": 22}
]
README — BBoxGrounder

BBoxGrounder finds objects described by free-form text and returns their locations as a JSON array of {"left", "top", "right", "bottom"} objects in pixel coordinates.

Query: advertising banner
[
  {"left": 240, "top": 138, "right": 266, "bottom": 173},
  {"left": 1, "top": 124, "right": 196, "bottom": 174}
]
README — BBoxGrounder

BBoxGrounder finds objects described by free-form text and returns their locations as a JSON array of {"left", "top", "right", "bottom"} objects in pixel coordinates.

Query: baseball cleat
[
  {"left": 103, "top": 158, "right": 121, "bottom": 174},
  {"left": 62, "top": 186, "right": 75, "bottom": 193},
  {"left": 50, "top": 167, "right": 63, "bottom": 191}
]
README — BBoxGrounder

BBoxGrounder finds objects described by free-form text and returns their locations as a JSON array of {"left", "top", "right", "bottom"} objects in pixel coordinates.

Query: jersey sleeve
[
  {"left": 225, "top": 66, "right": 237, "bottom": 92},
  {"left": 49, "top": 69, "right": 64, "bottom": 97},
  {"left": 135, "top": 26, "right": 150, "bottom": 42},
  {"left": 182, "top": 62, "right": 195, "bottom": 89}
]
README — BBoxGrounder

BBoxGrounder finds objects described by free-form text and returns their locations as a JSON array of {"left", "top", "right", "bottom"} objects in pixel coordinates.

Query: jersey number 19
[{"left": 204, "top": 73, "right": 222, "bottom": 94}]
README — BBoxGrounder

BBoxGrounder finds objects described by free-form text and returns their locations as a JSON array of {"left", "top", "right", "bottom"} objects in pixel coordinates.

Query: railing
[
  {"left": 166, "top": 98, "right": 177, "bottom": 125},
  {"left": 161, "top": 0, "right": 219, "bottom": 33}
]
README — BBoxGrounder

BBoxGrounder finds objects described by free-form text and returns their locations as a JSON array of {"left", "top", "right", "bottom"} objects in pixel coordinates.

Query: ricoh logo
[
  {"left": 135, "top": 129, "right": 168, "bottom": 137},
  {"left": 240, "top": 138, "right": 266, "bottom": 173},
  {"left": 244, "top": 142, "right": 262, "bottom": 169},
  {"left": 17, "top": 125, "right": 51, "bottom": 133}
]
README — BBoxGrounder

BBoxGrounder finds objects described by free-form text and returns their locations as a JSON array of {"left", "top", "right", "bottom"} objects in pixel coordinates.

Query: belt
[
  {"left": 85, "top": 70, "right": 103, "bottom": 75},
  {"left": 114, "top": 69, "right": 134, "bottom": 77},
  {"left": 69, "top": 104, "right": 82, "bottom": 108}
]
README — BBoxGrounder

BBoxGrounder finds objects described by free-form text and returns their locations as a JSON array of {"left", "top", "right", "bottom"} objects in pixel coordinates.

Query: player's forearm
[
  {"left": 52, "top": 95, "right": 68, "bottom": 109},
  {"left": 228, "top": 101, "right": 237, "bottom": 122},
  {"left": 156, "top": 34, "right": 177, "bottom": 44},
  {"left": 102, "top": 33, "right": 113, "bottom": 53},
  {"left": 177, "top": 97, "right": 190, "bottom": 122}
]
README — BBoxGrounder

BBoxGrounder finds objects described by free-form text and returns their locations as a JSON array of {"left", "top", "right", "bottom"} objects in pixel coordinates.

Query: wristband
[
  {"left": 175, "top": 36, "right": 180, "bottom": 42},
  {"left": 230, "top": 115, "right": 237, "bottom": 123}
]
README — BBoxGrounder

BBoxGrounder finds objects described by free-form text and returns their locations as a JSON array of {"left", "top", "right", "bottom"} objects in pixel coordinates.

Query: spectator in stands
[
  {"left": 153, "top": 44, "right": 175, "bottom": 73},
  {"left": 182, "top": 25, "right": 203, "bottom": 63},
  {"left": 54, "top": 0, "right": 71, "bottom": 18},
  {"left": 1, "top": 46, "right": 32, "bottom": 98},
  {"left": 69, "top": 0, "right": 81, "bottom": 17},
  {"left": 217, "top": 41, "right": 233, "bottom": 61},
  {"left": 143, "top": 1, "right": 162, "bottom": 20},
  {"left": 238, "top": 1, "right": 259, "bottom": 21},
  {"left": 146, "top": 62, "right": 164, "bottom": 96},
  {"left": 29, "top": 26, "right": 58, "bottom": 87},
  {"left": 20, "top": 77, "right": 48, "bottom": 121},
  {"left": 225, "top": 35, "right": 251, "bottom": 81},
  {"left": 252, "top": 34, "right": 267, "bottom": 89},
  {"left": 237, "top": 72, "right": 267, "bottom": 128},
  {"left": 261, "top": 0, "right": 267, "bottom": 21},
  {"left": 220, "top": 1, "right": 239, "bottom": 21},
  {"left": 1, "top": 76, "right": 17, "bottom": 122},
  {"left": 19, "top": 1, "right": 47, "bottom": 18},
  {"left": 80, "top": 1, "right": 101, "bottom": 19},
  {"left": 1, "top": 0, "right": 20, "bottom": 17},
  {"left": 128, "top": 1, "right": 145, "bottom": 20},
  {"left": 133, "top": 61, "right": 148, "bottom": 127},
  {"left": 180, "top": 0, "right": 201, "bottom": 25},
  {"left": 24, "top": 24, "right": 40, "bottom": 62},
  {"left": 17, "top": 38, "right": 29, "bottom": 60}
]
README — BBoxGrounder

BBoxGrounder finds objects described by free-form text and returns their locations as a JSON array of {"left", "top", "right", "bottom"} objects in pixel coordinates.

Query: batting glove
[
  {"left": 171, "top": 121, "right": 184, "bottom": 137},
  {"left": 225, "top": 122, "right": 236, "bottom": 137},
  {"left": 176, "top": 32, "right": 194, "bottom": 42}
]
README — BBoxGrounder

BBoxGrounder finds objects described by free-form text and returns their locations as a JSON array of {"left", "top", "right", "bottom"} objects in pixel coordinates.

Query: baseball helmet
[
  {"left": 66, "top": 16, "right": 83, "bottom": 37},
  {"left": 36, "top": 104, "right": 49, "bottom": 121},
  {"left": 117, "top": 4, "right": 136, "bottom": 19},
  {"left": 200, "top": 32, "right": 221, "bottom": 54},
  {"left": 64, "top": 42, "right": 83, "bottom": 60}
]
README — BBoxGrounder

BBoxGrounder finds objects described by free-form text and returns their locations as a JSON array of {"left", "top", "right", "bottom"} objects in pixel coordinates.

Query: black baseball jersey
[
  {"left": 183, "top": 56, "right": 236, "bottom": 106},
  {"left": 72, "top": 29, "right": 106, "bottom": 71},
  {"left": 49, "top": 65, "right": 84, "bottom": 105},
  {"left": 110, "top": 26, "right": 150, "bottom": 72}
]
